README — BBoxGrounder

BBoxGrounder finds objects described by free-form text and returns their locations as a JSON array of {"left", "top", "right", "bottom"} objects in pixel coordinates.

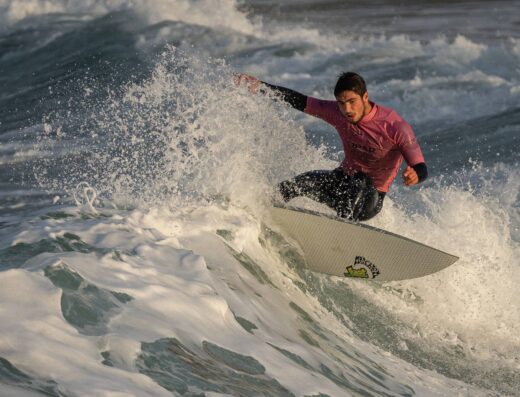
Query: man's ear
[{"left": 363, "top": 92, "right": 369, "bottom": 103}]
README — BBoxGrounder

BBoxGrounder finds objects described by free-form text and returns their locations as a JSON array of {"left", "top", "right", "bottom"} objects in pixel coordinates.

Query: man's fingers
[
  {"left": 403, "top": 166, "right": 419, "bottom": 186},
  {"left": 248, "top": 79, "right": 260, "bottom": 93},
  {"left": 233, "top": 73, "right": 260, "bottom": 92},
  {"left": 233, "top": 73, "right": 244, "bottom": 86},
  {"left": 404, "top": 176, "right": 418, "bottom": 186}
]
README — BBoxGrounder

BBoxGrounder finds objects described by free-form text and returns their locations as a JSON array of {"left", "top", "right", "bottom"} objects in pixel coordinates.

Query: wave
[
  {"left": 1, "top": 3, "right": 519, "bottom": 395},
  {"left": 27, "top": 48, "right": 520, "bottom": 396},
  {"left": 1, "top": 158, "right": 519, "bottom": 395},
  {"left": 0, "top": 0, "right": 257, "bottom": 34}
]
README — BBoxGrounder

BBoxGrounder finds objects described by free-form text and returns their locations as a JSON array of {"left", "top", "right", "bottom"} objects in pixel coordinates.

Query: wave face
[{"left": 1, "top": 0, "right": 519, "bottom": 396}]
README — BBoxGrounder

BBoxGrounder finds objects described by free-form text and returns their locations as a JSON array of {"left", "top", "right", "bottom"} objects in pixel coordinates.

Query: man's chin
[{"left": 342, "top": 113, "right": 360, "bottom": 124}]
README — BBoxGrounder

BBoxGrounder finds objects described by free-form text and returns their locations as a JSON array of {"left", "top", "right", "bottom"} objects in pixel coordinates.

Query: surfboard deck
[{"left": 268, "top": 205, "right": 458, "bottom": 281}]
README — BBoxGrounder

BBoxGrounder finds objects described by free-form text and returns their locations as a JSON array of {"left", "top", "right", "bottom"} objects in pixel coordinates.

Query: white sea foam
[
  {"left": 343, "top": 164, "right": 520, "bottom": 392},
  {"left": 0, "top": 0, "right": 257, "bottom": 34},
  {"left": 0, "top": 198, "right": 495, "bottom": 396},
  {"left": 34, "top": 47, "right": 330, "bottom": 210},
  {"left": 428, "top": 35, "right": 487, "bottom": 65}
]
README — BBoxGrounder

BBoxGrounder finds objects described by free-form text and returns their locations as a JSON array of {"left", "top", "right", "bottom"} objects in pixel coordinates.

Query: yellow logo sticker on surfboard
[{"left": 344, "top": 256, "right": 380, "bottom": 279}]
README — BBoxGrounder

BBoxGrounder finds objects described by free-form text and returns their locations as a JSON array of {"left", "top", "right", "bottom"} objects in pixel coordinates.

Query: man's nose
[{"left": 344, "top": 103, "right": 353, "bottom": 113}]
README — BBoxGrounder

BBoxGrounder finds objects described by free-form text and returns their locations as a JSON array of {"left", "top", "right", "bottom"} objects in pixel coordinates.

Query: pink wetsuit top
[{"left": 305, "top": 97, "right": 425, "bottom": 193}]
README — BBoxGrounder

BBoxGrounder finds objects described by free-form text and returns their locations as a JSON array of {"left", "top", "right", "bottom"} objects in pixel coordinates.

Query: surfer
[{"left": 234, "top": 72, "right": 428, "bottom": 221}]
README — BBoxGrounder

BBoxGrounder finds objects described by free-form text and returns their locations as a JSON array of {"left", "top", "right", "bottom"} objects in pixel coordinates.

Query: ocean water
[{"left": 1, "top": 0, "right": 519, "bottom": 396}]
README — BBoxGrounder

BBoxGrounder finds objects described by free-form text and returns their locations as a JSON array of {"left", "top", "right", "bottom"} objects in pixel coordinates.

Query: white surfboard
[{"left": 268, "top": 206, "right": 458, "bottom": 281}]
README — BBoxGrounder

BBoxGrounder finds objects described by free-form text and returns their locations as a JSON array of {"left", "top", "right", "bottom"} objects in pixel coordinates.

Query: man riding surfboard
[{"left": 234, "top": 72, "right": 427, "bottom": 221}]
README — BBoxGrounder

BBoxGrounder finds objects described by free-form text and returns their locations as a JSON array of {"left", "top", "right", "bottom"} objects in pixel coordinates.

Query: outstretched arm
[
  {"left": 260, "top": 82, "right": 308, "bottom": 111},
  {"left": 233, "top": 73, "right": 308, "bottom": 112}
]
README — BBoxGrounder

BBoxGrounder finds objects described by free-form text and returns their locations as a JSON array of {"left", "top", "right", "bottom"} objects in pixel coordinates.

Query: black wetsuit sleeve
[
  {"left": 260, "top": 82, "right": 308, "bottom": 112},
  {"left": 412, "top": 162, "right": 428, "bottom": 183}
]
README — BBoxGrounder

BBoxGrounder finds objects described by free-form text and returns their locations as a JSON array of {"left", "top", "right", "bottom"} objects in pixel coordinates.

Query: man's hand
[
  {"left": 233, "top": 73, "right": 261, "bottom": 93},
  {"left": 402, "top": 166, "right": 419, "bottom": 186}
]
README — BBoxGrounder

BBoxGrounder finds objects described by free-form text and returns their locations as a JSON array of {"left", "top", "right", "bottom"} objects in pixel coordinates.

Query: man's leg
[
  {"left": 278, "top": 169, "right": 343, "bottom": 209},
  {"left": 278, "top": 169, "right": 384, "bottom": 221},
  {"left": 334, "top": 172, "right": 384, "bottom": 221}
]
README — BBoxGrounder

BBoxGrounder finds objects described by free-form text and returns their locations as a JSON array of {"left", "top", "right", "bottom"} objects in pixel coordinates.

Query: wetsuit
[{"left": 262, "top": 82, "right": 428, "bottom": 221}]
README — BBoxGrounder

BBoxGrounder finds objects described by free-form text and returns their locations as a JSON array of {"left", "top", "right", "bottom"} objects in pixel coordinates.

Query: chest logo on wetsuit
[
  {"left": 344, "top": 256, "right": 380, "bottom": 279},
  {"left": 351, "top": 143, "right": 376, "bottom": 153}
]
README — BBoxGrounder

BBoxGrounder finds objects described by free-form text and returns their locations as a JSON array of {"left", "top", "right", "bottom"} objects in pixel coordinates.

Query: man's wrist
[{"left": 411, "top": 162, "right": 428, "bottom": 183}]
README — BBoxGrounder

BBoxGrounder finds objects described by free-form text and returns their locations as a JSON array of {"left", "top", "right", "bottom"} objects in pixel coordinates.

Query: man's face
[{"left": 335, "top": 90, "right": 369, "bottom": 124}]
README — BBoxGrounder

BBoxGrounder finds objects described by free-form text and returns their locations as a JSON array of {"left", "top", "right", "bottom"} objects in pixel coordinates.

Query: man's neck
[{"left": 364, "top": 101, "right": 373, "bottom": 117}]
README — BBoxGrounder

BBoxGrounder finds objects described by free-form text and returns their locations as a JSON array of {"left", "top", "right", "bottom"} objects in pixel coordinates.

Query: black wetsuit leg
[{"left": 278, "top": 168, "right": 385, "bottom": 221}]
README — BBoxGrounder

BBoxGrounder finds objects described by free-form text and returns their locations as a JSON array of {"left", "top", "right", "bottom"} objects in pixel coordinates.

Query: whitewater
[{"left": 0, "top": 0, "right": 519, "bottom": 396}]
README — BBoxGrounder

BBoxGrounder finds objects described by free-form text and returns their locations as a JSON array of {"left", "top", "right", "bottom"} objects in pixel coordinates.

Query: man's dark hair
[{"left": 334, "top": 72, "right": 367, "bottom": 97}]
